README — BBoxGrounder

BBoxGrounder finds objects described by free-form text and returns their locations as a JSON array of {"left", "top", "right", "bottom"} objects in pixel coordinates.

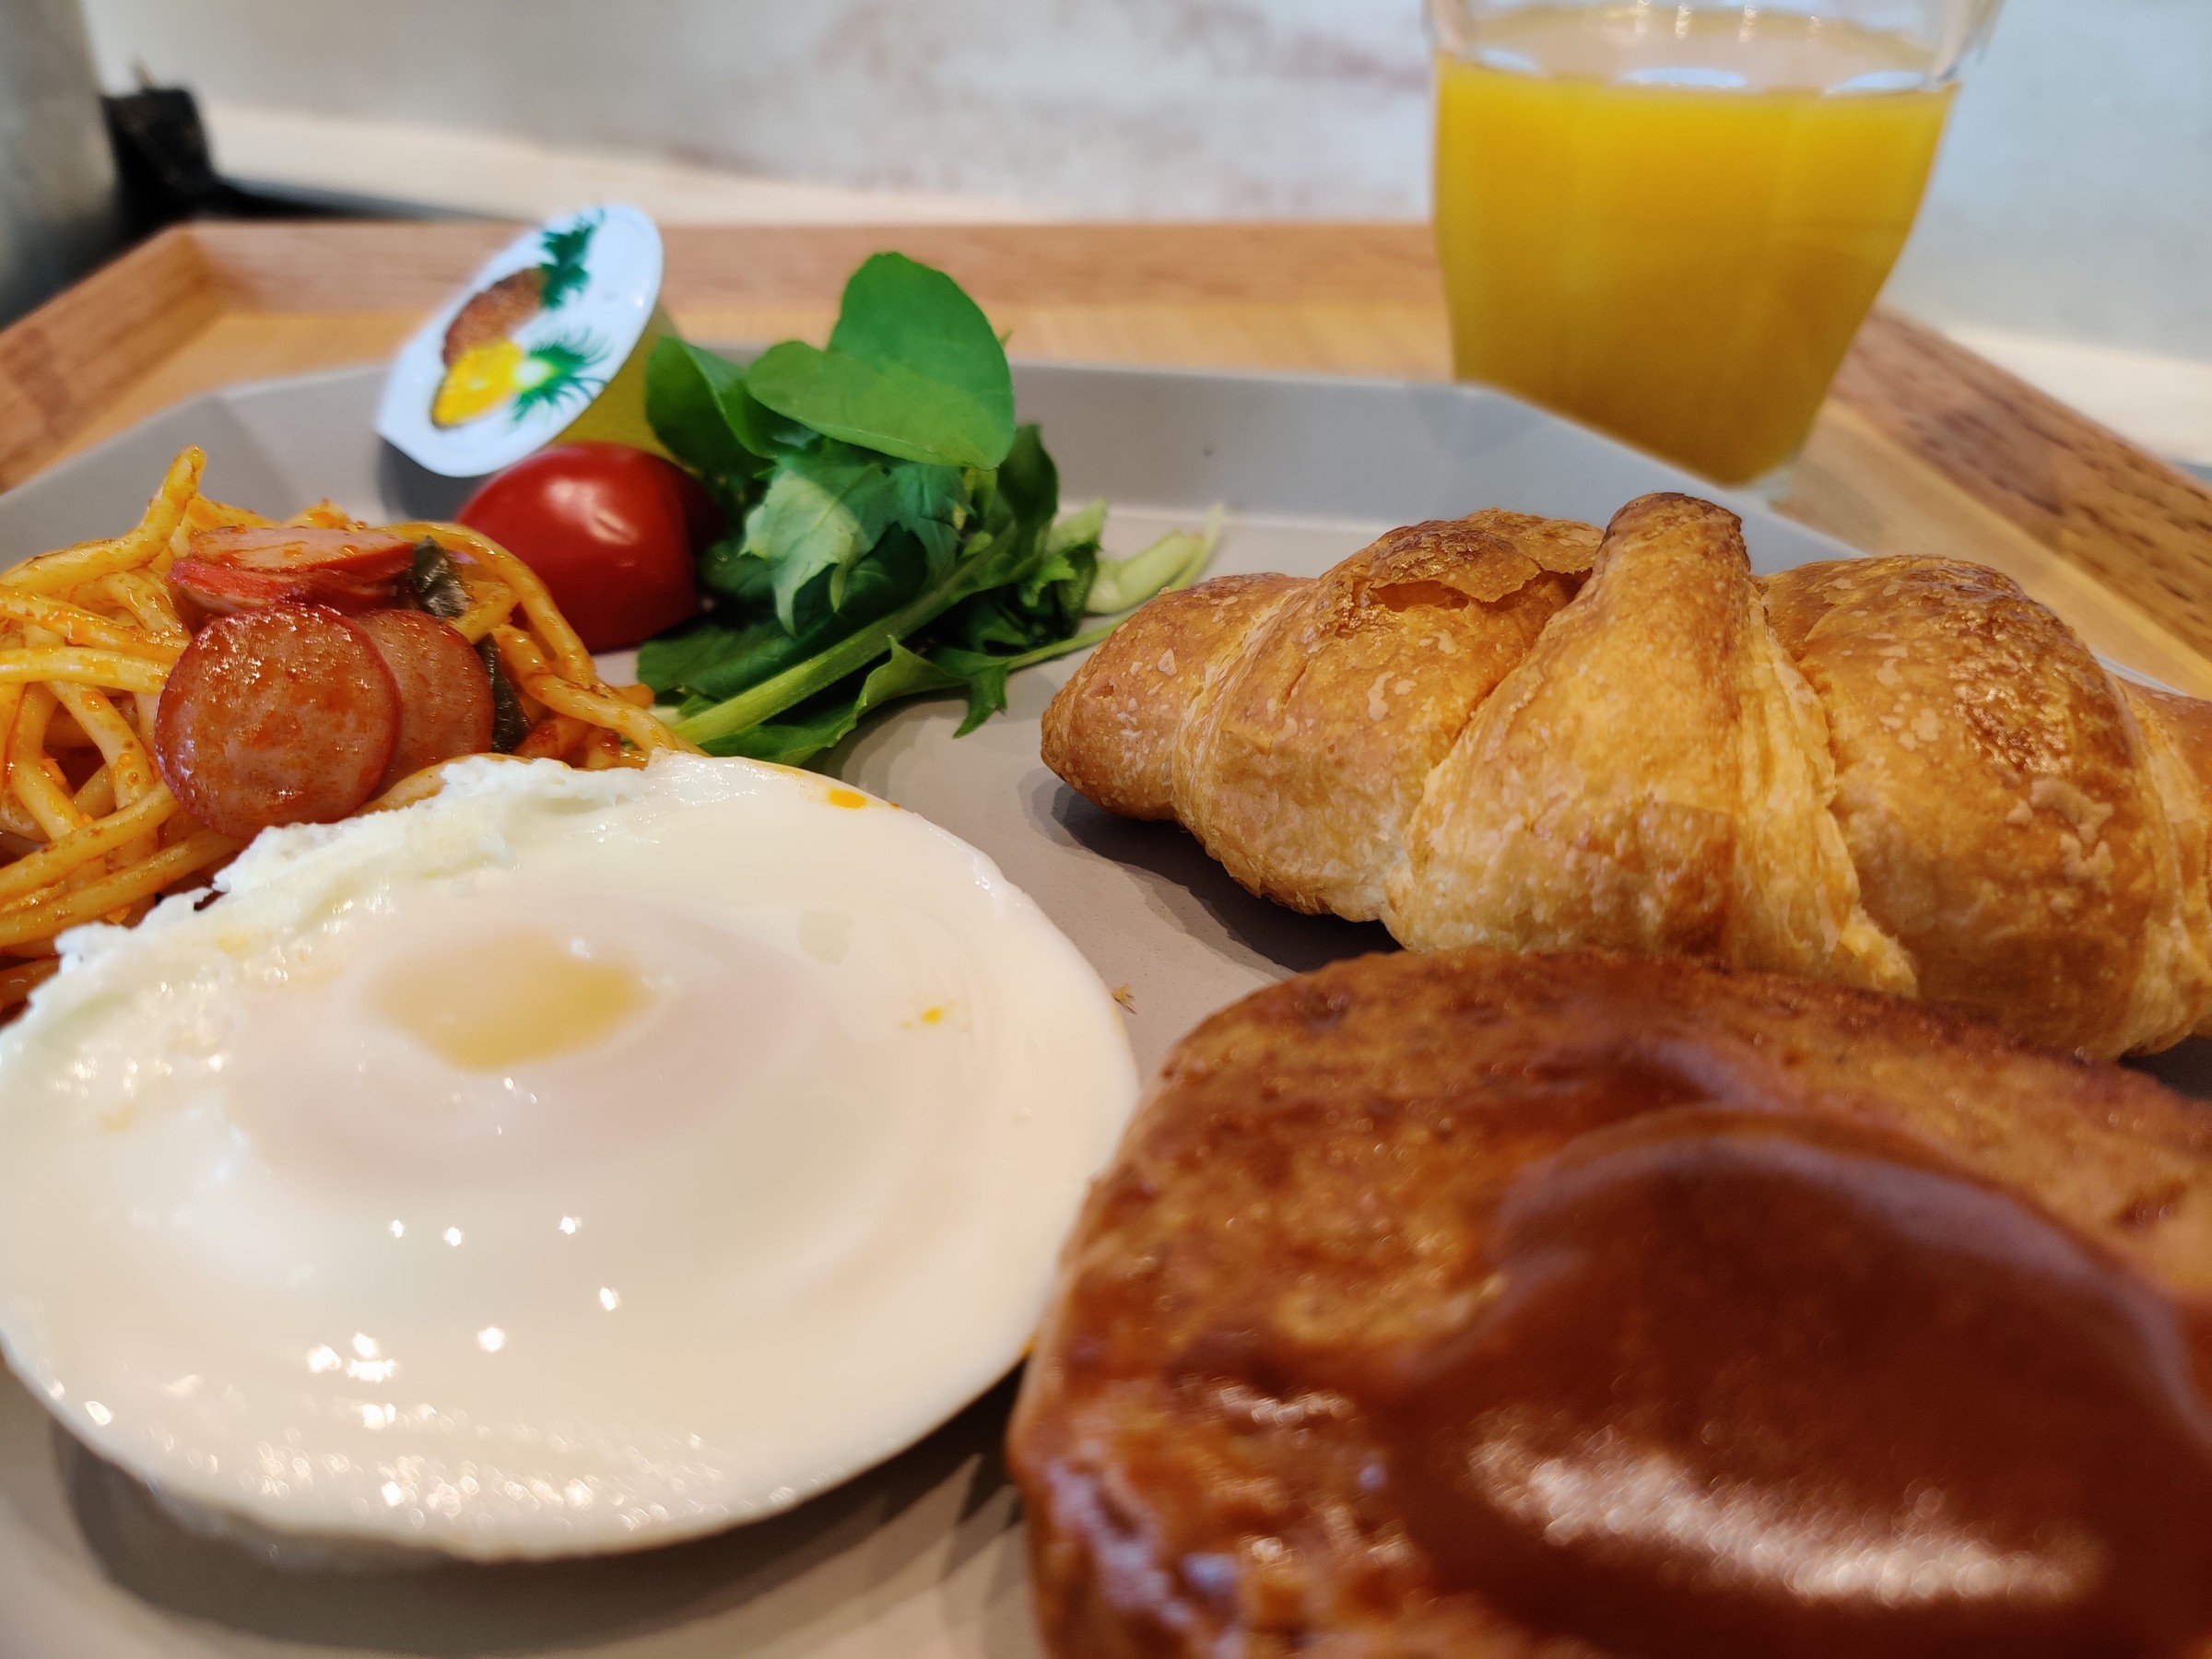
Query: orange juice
[{"left": 1435, "top": 6, "right": 1955, "bottom": 484}]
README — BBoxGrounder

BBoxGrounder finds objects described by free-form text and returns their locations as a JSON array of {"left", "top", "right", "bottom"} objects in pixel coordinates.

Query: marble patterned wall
[{"left": 79, "top": 0, "right": 2212, "bottom": 357}]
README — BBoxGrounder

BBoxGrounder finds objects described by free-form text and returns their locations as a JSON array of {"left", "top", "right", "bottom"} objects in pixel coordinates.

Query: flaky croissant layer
[{"left": 1042, "top": 494, "right": 2212, "bottom": 1056}]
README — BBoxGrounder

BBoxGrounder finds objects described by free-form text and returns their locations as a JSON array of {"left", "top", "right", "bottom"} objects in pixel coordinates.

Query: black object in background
[
  {"left": 0, "top": 0, "right": 124, "bottom": 325},
  {"left": 102, "top": 84, "right": 351, "bottom": 233},
  {"left": 102, "top": 84, "right": 229, "bottom": 230}
]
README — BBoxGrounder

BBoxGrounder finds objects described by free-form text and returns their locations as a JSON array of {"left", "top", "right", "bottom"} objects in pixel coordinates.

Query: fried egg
[{"left": 0, "top": 756, "right": 1135, "bottom": 1558}]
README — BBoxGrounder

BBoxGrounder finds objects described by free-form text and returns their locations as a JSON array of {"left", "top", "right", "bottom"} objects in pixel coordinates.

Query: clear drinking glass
[{"left": 1430, "top": 0, "right": 2002, "bottom": 488}]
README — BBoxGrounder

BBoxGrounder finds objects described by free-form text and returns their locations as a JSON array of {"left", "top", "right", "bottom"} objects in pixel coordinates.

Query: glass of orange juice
[{"left": 1431, "top": 0, "right": 2001, "bottom": 487}]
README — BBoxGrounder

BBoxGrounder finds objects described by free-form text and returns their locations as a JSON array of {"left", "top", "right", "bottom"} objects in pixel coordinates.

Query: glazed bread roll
[
  {"left": 1008, "top": 949, "right": 2212, "bottom": 1656},
  {"left": 1042, "top": 494, "right": 2212, "bottom": 1054}
]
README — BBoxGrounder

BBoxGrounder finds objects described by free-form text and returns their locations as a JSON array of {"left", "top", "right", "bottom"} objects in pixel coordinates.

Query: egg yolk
[{"left": 371, "top": 928, "right": 653, "bottom": 1071}]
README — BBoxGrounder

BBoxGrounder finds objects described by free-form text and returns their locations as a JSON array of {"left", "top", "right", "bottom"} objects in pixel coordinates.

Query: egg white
[{"left": 0, "top": 756, "right": 1135, "bottom": 1558}]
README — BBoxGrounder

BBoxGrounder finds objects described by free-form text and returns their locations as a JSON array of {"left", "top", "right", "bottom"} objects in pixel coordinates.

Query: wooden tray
[
  {"left": 6, "top": 221, "right": 2212, "bottom": 1658},
  {"left": 5, "top": 221, "right": 2211, "bottom": 695}
]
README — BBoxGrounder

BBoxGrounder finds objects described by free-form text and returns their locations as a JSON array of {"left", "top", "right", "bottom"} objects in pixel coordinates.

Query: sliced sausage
[
  {"left": 171, "top": 526, "right": 417, "bottom": 618},
  {"left": 187, "top": 525, "right": 416, "bottom": 578},
  {"left": 154, "top": 606, "right": 401, "bottom": 840},
  {"left": 170, "top": 558, "right": 402, "bottom": 617},
  {"left": 353, "top": 608, "right": 496, "bottom": 790}
]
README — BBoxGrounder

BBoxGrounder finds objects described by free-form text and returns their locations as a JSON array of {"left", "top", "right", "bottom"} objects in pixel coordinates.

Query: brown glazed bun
[{"left": 1008, "top": 950, "right": 2212, "bottom": 1657}]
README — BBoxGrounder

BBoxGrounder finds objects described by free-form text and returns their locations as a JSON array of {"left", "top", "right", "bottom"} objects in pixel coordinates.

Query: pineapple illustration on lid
[{"left": 378, "top": 205, "right": 671, "bottom": 477}]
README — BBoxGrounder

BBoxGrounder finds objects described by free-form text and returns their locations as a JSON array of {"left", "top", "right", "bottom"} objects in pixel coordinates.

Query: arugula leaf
[
  {"left": 923, "top": 423, "right": 1056, "bottom": 643},
  {"left": 1014, "top": 492, "right": 1105, "bottom": 634},
  {"left": 644, "top": 338, "right": 794, "bottom": 505},
  {"left": 1049, "top": 498, "right": 1108, "bottom": 554},
  {"left": 639, "top": 256, "right": 1223, "bottom": 765},
  {"left": 925, "top": 645, "right": 1013, "bottom": 735},
  {"left": 701, "top": 641, "right": 964, "bottom": 766},
  {"left": 639, "top": 612, "right": 784, "bottom": 702},
  {"left": 653, "top": 464, "right": 1220, "bottom": 755},
  {"left": 735, "top": 443, "right": 968, "bottom": 632},
  {"left": 745, "top": 253, "right": 1015, "bottom": 470},
  {"left": 888, "top": 460, "right": 967, "bottom": 574},
  {"left": 1083, "top": 505, "right": 1225, "bottom": 613},
  {"left": 993, "top": 420, "right": 1057, "bottom": 526},
  {"left": 697, "top": 532, "right": 773, "bottom": 605},
  {"left": 673, "top": 509, "right": 1053, "bottom": 749},
  {"left": 699, "top": 628, "right": 1108, "bottom": 764},
  {"left": 741, "top": 451, "right": 896, "bottom": 629},
  {"left": 925, "top": 622, "right": 1147, "bottom": 737},
  {"left": 642, "top": 530, "right": 933, "bottom": 705},
  {"left": 666, "top": 501, "right": 1219, "bottom": 752},
  {"left": 929, "top": 474, "right": 1101, "bottom": 655}
]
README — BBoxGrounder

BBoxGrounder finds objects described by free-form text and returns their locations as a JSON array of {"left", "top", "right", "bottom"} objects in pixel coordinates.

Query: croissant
[{"left": 1041, "top": 493, "right": 2212, "bottom": 1055}]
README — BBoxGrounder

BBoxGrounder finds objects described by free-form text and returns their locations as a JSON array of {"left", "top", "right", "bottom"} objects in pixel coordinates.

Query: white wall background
[{"left": 80, "top": 0, "right": 2212, "bottom": 359}]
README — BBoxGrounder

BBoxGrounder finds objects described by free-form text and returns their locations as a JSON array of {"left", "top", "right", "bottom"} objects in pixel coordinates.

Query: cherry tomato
[{"left": 456, "top": 442, "right": 716, "bottom": 652}]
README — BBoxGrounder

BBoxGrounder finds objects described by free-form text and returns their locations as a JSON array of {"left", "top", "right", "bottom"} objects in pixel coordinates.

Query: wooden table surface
[{"left": 5, "top": 219, "right": 2211, "bottom": 693}]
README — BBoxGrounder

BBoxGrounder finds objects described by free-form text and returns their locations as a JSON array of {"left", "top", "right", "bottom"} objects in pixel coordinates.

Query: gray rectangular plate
[{"left": 2, "top": 361, "right": 2202, "bottom": 1657}]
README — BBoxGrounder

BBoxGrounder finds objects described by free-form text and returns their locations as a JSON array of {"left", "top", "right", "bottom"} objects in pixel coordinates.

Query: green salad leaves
[
  {"left": 640, "top": 253, "right": 1217, "bottom": 765},
  {"left": 747, "top": 254, "right": 1015, "bottom": 469}
]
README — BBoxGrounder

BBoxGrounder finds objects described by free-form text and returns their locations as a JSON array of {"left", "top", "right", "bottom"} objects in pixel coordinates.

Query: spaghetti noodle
[{"left": 0, "top": 445, "right": 698, "bottom": 985}]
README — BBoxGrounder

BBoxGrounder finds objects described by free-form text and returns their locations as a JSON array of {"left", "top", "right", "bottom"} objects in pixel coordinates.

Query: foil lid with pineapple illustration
[{"left": 377, "top": 204, "right": 665, "bottom": 477}]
